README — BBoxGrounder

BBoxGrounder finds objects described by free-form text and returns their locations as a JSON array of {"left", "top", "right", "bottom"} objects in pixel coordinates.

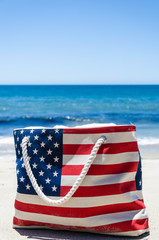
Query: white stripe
[
  {"left": 61, "top": 172, "right": 136, "bottom": 186},
  {"left": 13, "top": 224, "right": 149, "bottom": 237},
  {"left": 63, "top": 152, "right": 139, "bottom": 165},
  {"left": 14, "top": 208, "right": 148, "bottom": 228},
  {"left": 63, "top": 131, "right": 137, "bottom": 144},
  {"left": 15, "top": 190, "right": 143, "bottom": 208}
]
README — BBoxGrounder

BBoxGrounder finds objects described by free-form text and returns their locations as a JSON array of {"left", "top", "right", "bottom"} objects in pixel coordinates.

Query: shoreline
[{"left": 1, "top": 135, "right": 159, "bottom": 158}]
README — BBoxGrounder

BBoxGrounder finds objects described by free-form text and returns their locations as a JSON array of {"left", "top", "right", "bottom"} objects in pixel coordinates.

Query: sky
[{"left": 0, "top": 0, "right": 159, "bottom": 85}]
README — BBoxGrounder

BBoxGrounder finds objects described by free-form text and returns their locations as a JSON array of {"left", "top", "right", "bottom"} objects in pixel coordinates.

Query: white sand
[{"left": 0, "top": 152, "right": 158, "bottom": 240}]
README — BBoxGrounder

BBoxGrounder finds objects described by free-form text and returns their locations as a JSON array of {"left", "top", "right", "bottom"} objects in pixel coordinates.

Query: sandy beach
[{"left": 0, "top": 147, "right": 158, "bottom": 240}]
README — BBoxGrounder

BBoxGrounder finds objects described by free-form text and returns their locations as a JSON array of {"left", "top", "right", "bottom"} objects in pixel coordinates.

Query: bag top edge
[{"left": 13, "top": 123, "right": 136, "bottom": 133}]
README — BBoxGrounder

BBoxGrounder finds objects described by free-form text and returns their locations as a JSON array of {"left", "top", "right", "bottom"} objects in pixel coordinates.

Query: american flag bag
[{"left": 13, "top": 124, "right": 149, "bottom": 236}]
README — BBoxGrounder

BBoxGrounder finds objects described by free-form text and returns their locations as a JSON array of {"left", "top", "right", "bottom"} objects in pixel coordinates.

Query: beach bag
[{"left": 13, "top": 124, "right": 149, "bottom": 237}]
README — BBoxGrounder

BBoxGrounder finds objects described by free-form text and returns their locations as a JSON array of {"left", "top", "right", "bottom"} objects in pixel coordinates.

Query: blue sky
[{"left": 0, "top": 0, "right": 159, "bottom": 84}]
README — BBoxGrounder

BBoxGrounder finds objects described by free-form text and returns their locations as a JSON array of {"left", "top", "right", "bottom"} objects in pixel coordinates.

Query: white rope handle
[{"left": 22, "top": 135, "right": 107, "bottom": 206}]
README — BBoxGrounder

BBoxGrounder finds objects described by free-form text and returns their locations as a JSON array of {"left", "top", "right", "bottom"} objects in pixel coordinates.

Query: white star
[
  {"left": 52, "top": 185, "right": 57, "bottom": 192},
  {"left": 14, "top": 131, "right": 16, "bottom": 135},
  {"left": 46, "top": 163, "right": 52, "bottom": 169},
  {"left": 40, "top": 142, "right": 45, "bottom": 148},
  {"left": 20, "top": 176, "right": 25, "bottom": 182},
  {"left": 48, "top": 135, "right": 53, "bottom": 141},
  {"left": 28, "top": 142, "right": 32, "bottom": 147},
  {"left": 45, "top": 178, "right": 51, "bottom": 184},
  {"left": 39, "top": 170, "right": 44, "bottom": 176},
  {"left": 22, "top": 163, "right": 25, "bottom": 168},
  {"left": 34, "top": 135, "right": 39, "bottom": 140},
  {"left": 54, "top": 156, "right": 59, "bottom": 162},
  {"left": 16, "top": 169, "right": 19, "bottom": 174},
  {"left": 47, "top": 149, "right": 52, "bottom": 155},
  {"left": 139, "top": 181, "right": 142, "bottom": 186},
  {"left": 30, "top": 129, "right": 34, "bottom": 133},
  {"left": 39, "top": 185, "right": 44, "bottom": 191},
  {"left": 20, "top": 143, "right": 22, "bottom": 148},
  {"left": 55, "top": 129, "right": 59, "bottom": 133},
  {"left": 33, "top": 149, "right": 38, "bottom": 154},
  {"left": 27, "top": 156, "right": 31, "bottom": 161},
  {"left": 54, "top": 142, "right": 59, "bottom": 148},
  {"left": 40, "top": 156, "right": 45, "bottom": 162},
  {"left": 20, "top": 157, "right": 23, "bottom": 161},
  {"left": 17, "top": 137, "right": 19, "bottom": 141},
  {"left": 42, "top": 129, "right": 46, "bottom": 133},
  {"left": 32, "top": 163, "right": 37, "bottom": 169},
  {"left": 26, "top": 184, "right": 31, "bottom": 190},
  {"left": 53, "top": 171, "right": 58, "bottom": 177},
  {"left": 20, "top": 130, "right": 24, "bottom": 134},
  {"left": 18, "top": 150, "right": 20, "bottom": 155}
]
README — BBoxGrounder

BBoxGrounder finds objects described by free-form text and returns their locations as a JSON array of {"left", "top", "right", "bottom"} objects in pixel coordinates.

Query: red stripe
[
  {"left": 63, "top": 142, "right": 138, "bottom": 155},
  {"left": 60, "top": 181, "right": 136, "bottom": 197},
  {"left": 62, "top": 162, "right": 138, "bottom": 175},
  {"left": 15, "top": 199, "right": 145, "bottom": 218},
  {"left": 63, "top": 125, "right": 136, "bottom": 134},
  {"left": 13, "top": 217, "right": 148, "bottom": 234}
]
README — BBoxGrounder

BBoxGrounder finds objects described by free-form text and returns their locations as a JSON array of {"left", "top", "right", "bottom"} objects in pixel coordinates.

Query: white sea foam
[
  {"left": 0, "top": 136, "right": 15, "bottom": 156},
  {"left": 138, "top": 137, "right": 159, "bottom": 146},
  {"left": 0, "top": 136, "right": 14, "bottom": 145}
]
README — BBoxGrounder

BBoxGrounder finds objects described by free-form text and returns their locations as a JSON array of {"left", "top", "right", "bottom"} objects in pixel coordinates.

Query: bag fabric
[{"left": 13, "top": 124, "right": 149, "bottom": 236}]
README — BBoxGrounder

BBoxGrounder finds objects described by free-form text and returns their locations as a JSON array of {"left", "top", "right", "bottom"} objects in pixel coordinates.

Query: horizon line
[{"left": 0, "top": 84, "right": 159, "bottom": 86}]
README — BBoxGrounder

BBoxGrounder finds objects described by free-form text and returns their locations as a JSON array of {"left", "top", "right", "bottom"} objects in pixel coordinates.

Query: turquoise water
[{"left": 0, "top": 85, "right": 159, "bottom": 151}]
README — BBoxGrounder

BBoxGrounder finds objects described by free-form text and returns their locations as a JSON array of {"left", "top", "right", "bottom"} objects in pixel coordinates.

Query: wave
[
  {"left": 0, "top": 118, "right": 16, "bottom": 123},
  {"left": 0, "top": 136, "right": 15, "bottom": 156},
  {"left": 1, "top": 112, "right": 159, "bottom": 125},
  {"left": 138, "top": 137, "right": 159, "bottom": 146},
  {"left": 0, "top": 115, "right": 94, "bottom": 124}
]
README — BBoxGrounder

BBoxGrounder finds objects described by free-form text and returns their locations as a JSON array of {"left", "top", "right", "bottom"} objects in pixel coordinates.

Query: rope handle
[{"left": 22, "top": 135, "right": 107, "bottom": 206}]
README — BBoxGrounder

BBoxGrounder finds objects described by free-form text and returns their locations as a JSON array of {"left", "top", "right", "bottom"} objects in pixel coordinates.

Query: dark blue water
[{"left": 0, "top": 85, "right": 159, "bottom": 144}]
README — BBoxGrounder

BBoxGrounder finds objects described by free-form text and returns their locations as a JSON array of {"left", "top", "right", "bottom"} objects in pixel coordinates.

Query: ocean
[{"left": 0, "top": 85, "right": 159, "bottom": 155}]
